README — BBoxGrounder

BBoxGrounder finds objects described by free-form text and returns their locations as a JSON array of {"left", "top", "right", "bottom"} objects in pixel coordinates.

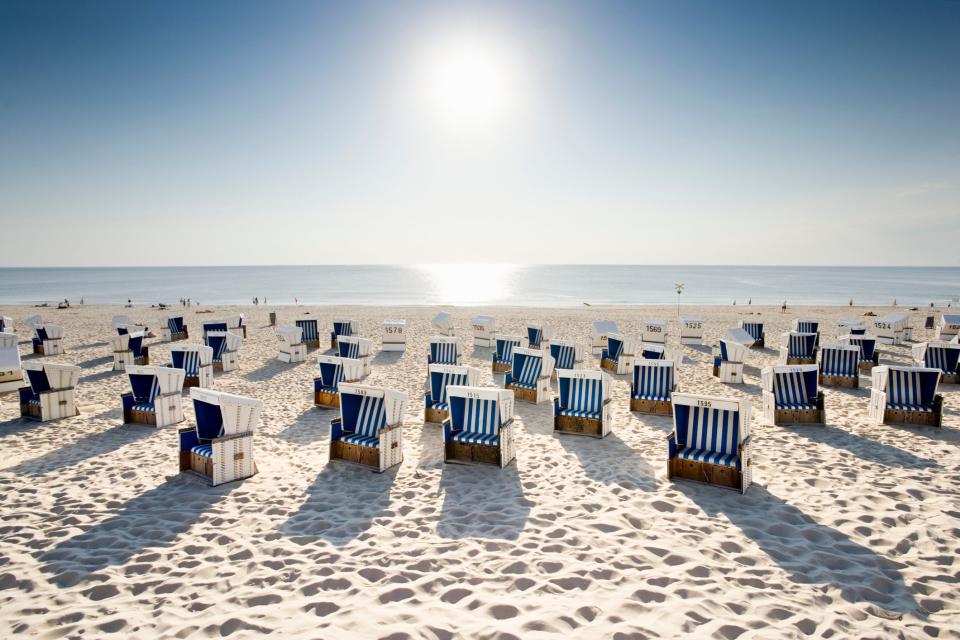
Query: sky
[{"left": 1, "top": 0, "right": 958, "bottom": 266}]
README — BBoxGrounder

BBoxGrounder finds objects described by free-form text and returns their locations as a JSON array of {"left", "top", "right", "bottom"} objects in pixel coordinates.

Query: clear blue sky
[{"left": 1, "top": 0, "right": 958, "bottom": 266}]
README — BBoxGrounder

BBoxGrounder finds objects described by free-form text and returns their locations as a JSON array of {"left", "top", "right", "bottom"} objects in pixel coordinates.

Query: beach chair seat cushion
[
  {"left": 28, "top": 398, "right": 41, "bottom": 407},
  {"left": 132, "top": 402, "right": 155, "bottom": 412},
  {"left": 451, "top": 431, "right": 499, "bottom": 446},
  {"left": 776, "top": 401, "right": 818, "bottom": 411},
  {"left": 192, "top": 444, "right": 213, "bottom": 458},
  {"left": 341, "top": 433, "right": 380, "bottom": 448},
  {"left": 675, "top": 447, "right": 740, "bottom": 469},
  {"left": 510, "top": 380, "right": 537, "bottom": 390},
  {"left": 633, "top": 391, "right": 671, "bottom": 402},
  {"left": 557, "top": 408, "right": 602, "bottom": 420},
  {"left": 427, "top": 401, "right": 449, "bottom": 411},
  {"left": 887, "top": 402, "right": 934, "bottom": 413}
]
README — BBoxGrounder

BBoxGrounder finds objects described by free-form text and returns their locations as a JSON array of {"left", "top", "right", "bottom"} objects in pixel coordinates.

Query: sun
[{"left": 409, "top": 28, "right": 524, "bottom": 135}]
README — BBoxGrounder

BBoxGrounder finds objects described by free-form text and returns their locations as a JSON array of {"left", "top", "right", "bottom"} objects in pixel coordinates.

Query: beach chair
[
  {"left": 600, "top": 333, "right": 636, "bottom": 375},
  {"left": 471, "top": 315, "right": 496, "bottom": 348},
  {"left": 121, "top": 365, "right": 185, "bottom": 428},
  {"left": 31, "top": 323, "right": 65, "bottom": 355},
  {"left": 504, "top": 347, "right": 554, "bottom": 404},
  {"left": 868, "top": 366, "right": 942, "bottom": 427},
  {"left": 837, "top": 319, "right": 866, "bottom": 337},
  {"left": 549, "top": 340, "right": 585, "bottom": 380},
  {"left": 668, "top": 394, "right": 752, "bottom": 493},
  {"left": 19, "top": 362, "right": 80, "bottom": 422},
  {"left": 712, "top": 339, "right": 747, "bottom": 384},
  {"left": 839, "top": 335, "right": 880, "bottom": 372},
  {"left": 738, "top": 320, "right": 765, "bottom": 348},
  {"left": 296, "top": 319, "right": 320, "bottom": 349},
  {"left": 338, "top": 336, "right": 373, "bottom": 376},
  {"left": 761, "top": 365, "right": 824, "bottom": 425},
  {"left": 330, "top": 384, "right": 407, "bottom": 472},
  {"left": 937, "top": 314, "right": 960, "bottom": 342},
  {"left": 526, "top": 323, "right": 553, "bottom": 350},
  {"left": 428, "top": 336, "right": 463, "bottom": 366},
  {"left": 642, "top": 343, "right": 682, "bottom": 370},
  {"left": 912, "top": 341, "right": 960, "bottom": 384},
  {"left": 160, "top": 315, "right": 188, "bottom": 342},
  {"left": 0, "top": 333, "right": 25, "bottom": 395},
  {"left": 792, "top": 319, "right": 821, "bottom": 346},
  {"left": 780, "top": 332, "right": 818, "bottom": 365},
  {"left": 818, "top": 344, "right": 861, "bottom": 388},
  {"left": 642, "top": 319, "right": 668, "bottom": 344},
  {"left": 330, "top": 319, "right": 355, "bottom": 349},
  {"left": 112, "top": 315, "right": 148, "bottom": 336},
  {"left": 313, "top": 355, "right": 364, "bottom": 408},
  {"left": 492, "top": 335, "right": 522, "bottom": 374},
  {"left": 553, "top": 369, "right": 611, "bottom": 438},
  {"left": 201, "top": 320, "right": 228, "bottom": 338},
  {"left": 0, "top": 316, "right": 13, "bottom": 334},
  {"left": 170, "top": 343, "right": 214, "bottom": 388},
  {"left": 424, "top": 364, "right": 480, "bottom": 424},
  {"left": 592, "top": 321, "right": 618, "bottom": 355},
  {"left": 205, "top": 331, "right": 241, "bottom": 373},
  {"left": 179, "top": 388, "right": 262, "bottom": 485},
  {"left": 873, "top": 313, "right": 911, "bottom": 345},
  {"left": 225, "top": 315, "right": 246, "bottom": 339},
  {"left": 109, "top": 331, "right": 149, "bottom": 371},
  {"left": 631, "top": 359, "right": 676, "bottom": 415},
  {"left": 680, "top": 317, "right": 704, "bottom": 345},
  {"left": 432, "top": 312, "right": 456, "bottom": 337},
  {"left": 382, "top": 319, "right": 406, "bottom": 352},
  {"left": 276, "top": 326, "right": 307, "bottom": 363},
  {"left": 443, "top": 386, "right": 516, "bottom": 467}
]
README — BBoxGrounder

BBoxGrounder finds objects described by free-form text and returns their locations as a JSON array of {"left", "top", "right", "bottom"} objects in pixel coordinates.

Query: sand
[{"left": 0, "top": 303, "right": 957, "bottom": 639}]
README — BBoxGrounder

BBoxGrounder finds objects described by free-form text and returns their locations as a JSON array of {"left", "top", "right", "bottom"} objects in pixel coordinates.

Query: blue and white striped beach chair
[
  {"left": 549, "top": 340, "right": 584, "bottom": 380},
  {"left": 201, "top": 320, "right": 229, "bottom": 338},
  {"left": 818, "top": 344, "right": 860, "bottom": 388},
  {"left": 428, "top": 336, "right": 463, "bottom": 366},
  {"left": 180, "top": 388, "right": 261, "bottom": 485},
  {"left": 337, "top": 335, "right": 373, "bottom": 376},
  {"left": 839, "top": 334, "right": 880, "bottom": 371},
  {"left": 713, "top": 339, "right": 747, "bottom": 384},
  {"left": 668, "top": 394, "right": 752, "bottom": 493},
  {"left": 161, "top": 316, "right": 188, "bottom": 342},
  {"left": 738, "top": 320, "right": 765, "bottom": 348},
  {"left": 313, "top": 354, "right": 364, "bottom": 408},
  {"left": 0, "top": 333, "right": 25, "bottom": 395},
  {"left": 553, "top": 369, "right": 611, "bottom": 437},
  {"left": 443, "top": 386, "right": 516, "bottom": 467},
  {"left": 276, "top": 326, "right": 306, "bottom": 363},
  {"left": 19, "top": 362, "right": 80, "bottom": 422},
  {"left": 780, "top": 331, "right": 818, "bottom": 365},
  {"left": 912, "top": 341, "right": 960, "bottom": 384},
  {"left": 631, "top": 359, "right": 676, "bottom": 415},
  {"left": 330, "top": 384, "right": 408, "bottom": 472},
  {"left": 205, "top": 331, "right": 241, "bottom": 373},
  {"left": 526, "top": 323, "right": 552, "bottom": 350},
  {"left": 868, "top": 365, "right": 942, "bottom": 427},
  {"left": 424, "top": 364, "right": 480, "bottom": 424},
  {"left": 492, "top": 335, "right": 522, "bottom": 373},
  {"left": 122, "top": 365, "right": 185, "bottom": 428},
  {"left": 331, "top": 319, "right": 355, "bottom": 349},
  {"left": 504, "top": 347, "right": 554, "bottom": 404},
  {"left": 170, "top": 343, "right": 213, "bottom": 388},
  {"left": 761, "top": 365, "right": 824, "bottom": 425},
  {"left": 110, "top": 331, "right": 149, "bottom": 371},
  {"left": 296, "top": 319, "right": 320, "bottom": 349},
  {"left": 793, "top": 319, "right": 821, "bottom": 346},
  {"left": 600, "top": 333, "right": 636, "bottom": 375}
]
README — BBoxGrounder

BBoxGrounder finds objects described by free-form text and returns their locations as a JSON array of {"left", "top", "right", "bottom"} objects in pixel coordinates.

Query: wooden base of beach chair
[
  {"left": 492, "top": 361, "right": 511, "bottom": 374},
  {"left": 668, "top": 458, "right": 743, "bottom": 492},
  {"left": 883, "top": 408, "right": 941, "bottom": 427},
  {"left": 630, "top": 398, "right": 673, "bottom": 416},
  {"left": 553, "top": 414, "right": 605, "bottom": 438},
  {"left": 124, "top": 408, "right": 157, "bottom": 426},
  {"left": 774, "top": 407, "right": 825, "bottom": 425},
  {"left": 184, "top": 376, "right": 201, "bottom": 388},
  {"left": 940, "top": 373, "right": 959, "bottom": 385},
  {"left": 314, "top": 390, "right": 340, "bottom": 408},
  {"left": 444, "top": 441, "right": 503, "bottom": 466},
  {"left": 330, "top": 339, "right": 338, "bottom": 350},
  {"left": 859, "top": 361, "right": 877, "bottom": 373},
  {"left": 819, "top": 373, "right": 859, "bottom": 388},
  {"left": 181, "top": 450, "right": 257, "bottom": 486},
  {"left": 752, "top": 337, "right": 765, "bottom": 349},
  {"left": 600, "top": 357, "right": 619, "bottom": 372},
  {"left": 424, "top": 406, "right": 449, "bottom": 424},
  {"left": 330, "top": 441, "right": 393, "bottom": 471},
  {"left": 506, "top": 384, "right": 542, "bottom": 404},
  {"left": 300, "top": 339, "right": 319, "bottom": 350},
  {"left": 785, "top": 356, "right": 817, "bottom": 365}
]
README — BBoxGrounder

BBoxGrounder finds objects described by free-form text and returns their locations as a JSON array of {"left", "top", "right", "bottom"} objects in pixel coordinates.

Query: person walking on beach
[{"left": 781, "top": 300, "right": 787, "bottom": 313}]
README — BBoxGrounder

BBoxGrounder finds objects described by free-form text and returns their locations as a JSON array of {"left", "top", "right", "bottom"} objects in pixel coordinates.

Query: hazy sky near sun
[{"left": 1, "top": 0, "right": 958, "bottom": 266}]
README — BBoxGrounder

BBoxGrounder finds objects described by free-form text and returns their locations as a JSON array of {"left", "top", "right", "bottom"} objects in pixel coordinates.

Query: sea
[{"left": 0, "top": 265, "right": 957, "bottom": 307}]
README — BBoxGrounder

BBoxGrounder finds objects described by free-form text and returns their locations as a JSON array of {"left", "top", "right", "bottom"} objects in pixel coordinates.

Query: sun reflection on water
[{"left": 418, "top": 264, "right": 516, "bottom": 305}]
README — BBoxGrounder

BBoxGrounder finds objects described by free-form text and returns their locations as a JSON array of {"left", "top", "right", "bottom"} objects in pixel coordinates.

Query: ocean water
[{"left": 0, "top": 265, "right": 957, "bottom": 307}]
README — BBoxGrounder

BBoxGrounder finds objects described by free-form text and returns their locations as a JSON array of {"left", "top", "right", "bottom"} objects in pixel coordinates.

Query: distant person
[
  {"left": 748, "top": 298, "right": 751, "bottom": 305},
  {"left": 781, "top": 300, "right": 787, "bottom": 313},
  {"left": 733, "top": 300, "right": 736, "bottom": 306},
  {"left": 264, "top": 297, "right": 267, "bottom": 304},
  {"left": 893, "top": 299, "right": 897, "bottom": 306}
]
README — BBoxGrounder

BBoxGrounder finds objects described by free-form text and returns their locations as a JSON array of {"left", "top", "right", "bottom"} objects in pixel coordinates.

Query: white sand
[{"left": 0, "top": 303, "right": 957, "bottom": 639}]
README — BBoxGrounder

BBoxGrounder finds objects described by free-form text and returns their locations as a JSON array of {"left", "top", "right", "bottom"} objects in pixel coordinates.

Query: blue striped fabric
[
  {"left": 820, "top": 347, "right": 858, "bottom": 377},
  {"left": 495, "top": 338, "right": 520, "bottom": 364},
  {"left": 172, "top": 350, "right": 201, "bottom": 376},
  {"left": 319, "top": 361, "right": 344, "bottom": 391},
  {"left": 605, "top": 337, "right": 624, "bottom": 362},
  {"left": 561, "top": 376, "right": 603, "bottom": 417},
  {"left": 641, "top": 346, "right": 664, "bottom": 360},
  {"left": 550, "top": 343, "right": 576, "bottom": 369},
  {"left": 129, "top": 374, "right": 160, "bottom": 404},
  {"left": 333, "top": 321, "right": 353, "bottom": 339},
  {"left": 632, "top": 364, "right": 673, "bottom": 401},
  {"left": 924, "top": 346, "right": 960, "bottom": 375},
  {"left": 429, "top": 371, "right": 469, "bottom": 408},
  {"left": 677, "top": 405, "right": 740, "bottom": 468},
  {"left": 788, "top": 334, "right": 816, "bottom": 358},
  {"left": 847, "top": 336, "right": 877, "bottom": 362},
  {"left": 719, "top": 340, "right": 733, "bottom": 362},
  {"left": 796, "top": 321, "right": 819, "bottom": 335},
  {"left": 454, "top": 397, "right": 500, "bottom": 441},
  {"left": 296, "top": 319, "right": 319, "bottom": 342},
  {"left": 452, "top": 432, "right": 499, "bottom": 446},
  {"left": 206, "top": 335, "right": 227, "bottom": 362},
  {"left": 339, "top": 341, "right": 360, "bottom": 359},
  {"left": 676, "top": 448, "right": 739, "bottom": 468},
  {"left": 887, "top": 369, "right": 937, "bottom": 410},
  {"left": 430, "top": 341, "right": 458, "bottom": 365},
  {"left": 133, "top": 403, "right": 155, "bottom": 412},
  {"left": 192, "top": 444, "right": 213, "bottom": 457},
  {"left": 527, "top": 326, "right": 543, "bottom": 348},
  {"left": 352, "top": 395, "right": 385, "bottom": 439},
  {"left": 341, "top": 434, "right": 380, "bottom": 448},
  {"left": 513, "top": 353, "right": 543, "bottom": 388},
  {"left": 774, "top": 370, "right": 816, "bottom": 409},
  {"left": 742, "top": 322, "right": 763, "bottom": 341}
]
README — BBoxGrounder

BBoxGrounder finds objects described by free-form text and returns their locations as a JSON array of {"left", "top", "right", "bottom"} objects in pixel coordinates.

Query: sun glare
[{"left": 419, "top": 263, "right": 515, "bottom": 304}]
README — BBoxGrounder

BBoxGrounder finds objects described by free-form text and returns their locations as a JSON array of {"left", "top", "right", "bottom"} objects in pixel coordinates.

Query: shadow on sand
[
  {"left": 276, "top": 405, "right": 333, "bottom": 445},
  {"left": 790, "top": 424, "right": 940, "bottom": 469},
  {"left": 4, "top": 423, "right": 156, "bottom": 477},
  {"left": 436, "top": 462, "right": 532, "bottom": 540},
  {"left": 372, "top": 350, "right": 403, "bottom": 366},
  {"left": 557, "top": 432, "right": 657, "bottom": 491}
]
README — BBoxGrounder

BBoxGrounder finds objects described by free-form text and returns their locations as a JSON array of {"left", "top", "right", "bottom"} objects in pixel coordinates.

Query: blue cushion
[
  {"left": 341, "top": 433, "right": 379, "bottom": 448},
  {"left": 632, "top": 393, "right": 670, "bottom": 401},
  {"left": 559, "top": 409, "right": 601, "bottom": 420},
  {"left": 676, "top": 447, "right": 740, "bottom": 469},
  {"left": 888, "top": 403, "right": 933, "bottom": 412},
  {"left": 510, "top": 381, "right": 537, "bottom": 390},
  {"left": 452, "top": 431, "right": 499, "bottom": 446},
  {"left": 777, "top": 402, "right": 817, "bottom": 411},
  {"left": 192, "top": 444, "right": 213, "bottom": 458},
  {"left": 28, "top": 398, "right": 41, "bottom": 407},
  {"left": 132, "top": 403, "right": 155, "bottom": 412},
  {"left": 428, "top": 401, "right": 449, "bottom": 411}
]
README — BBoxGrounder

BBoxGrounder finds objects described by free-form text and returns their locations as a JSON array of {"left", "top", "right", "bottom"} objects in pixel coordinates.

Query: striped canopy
[
  {"left": 296, "top": 319, "right": 319, "bottom": 342},
  {"left": 632, "top": 360, "right": 674, "bottom": 401},
  {"left": 549, "top": 340, "right": 581, "bottom": 370},
  {"left": 495, "top": 336, "right": 522, "bottom": 363},
  {"left": 763, "top": 365, "right": 818, "bottom": 409},
  {"left": 428, "top": 364, "right": 479, "bottom": 407},
  {"left": 557, "top": 370, "right": 608, "bottom": 417},
  {"left": 819, "top": 345, "right": 860, "bottom": 377}
]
